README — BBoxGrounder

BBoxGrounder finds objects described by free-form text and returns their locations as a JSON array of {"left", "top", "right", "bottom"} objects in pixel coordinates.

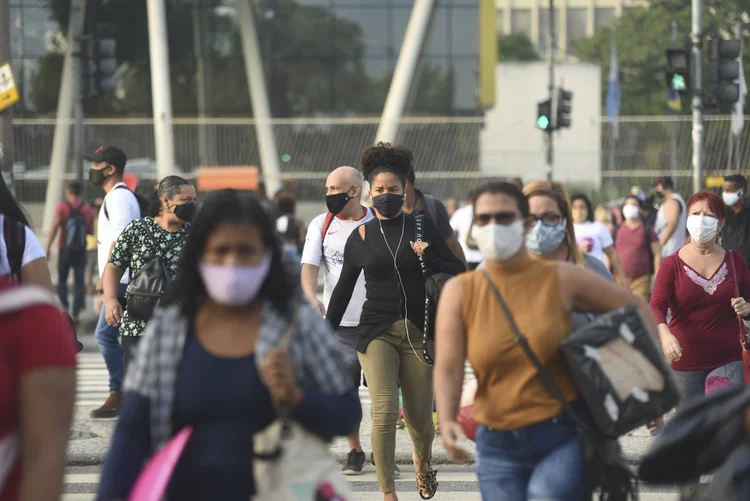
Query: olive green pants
[{"left": 358, "top": 319, "right": 434, "bottom": 493}]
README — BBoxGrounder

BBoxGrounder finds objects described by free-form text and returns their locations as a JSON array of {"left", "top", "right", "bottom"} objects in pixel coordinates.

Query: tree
[
  {"left": 498, "top": 33, "right": 540, "bottom": 62},
  {"left": 572, "top": 0, "right": 750, "bottom": 115}
]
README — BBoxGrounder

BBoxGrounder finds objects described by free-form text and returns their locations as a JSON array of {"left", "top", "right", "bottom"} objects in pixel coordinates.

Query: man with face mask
[
  {"left": 300, "top": 165, "right": 374, "bottom": 476},
  {"left": 720, "top": 174, "right": 750, "bottom": 268},
  {"left": 85, "top": 145, "right": 141, "bottom": 418},
  {"left": 654, "top": 176, "right": 687, "bottom": 257}
]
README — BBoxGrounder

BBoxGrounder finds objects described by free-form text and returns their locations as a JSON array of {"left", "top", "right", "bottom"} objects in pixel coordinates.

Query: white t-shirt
[
  {"left": 450, "top": 204, "right": 483, "bottom": 264},
  {"left": 573, "top": 220, "right": 613, "bottom": 264},
  {"left": 0, "top": 215, "right": 46, "bottom": 279},
  {"left": 655, "top": 193, "right": 687, "bottom": 257},
  {"left": 98, "top": 182, "right": 142, "bottom": 284},
  {"left": 300, "top": 208, "right": 373, "bottom": 328}
]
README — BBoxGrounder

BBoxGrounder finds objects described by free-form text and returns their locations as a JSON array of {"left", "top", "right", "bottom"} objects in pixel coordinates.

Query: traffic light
[
  {"left": 556, "top": 88, "right": 572, "bottom": 128},
  {"left": 707, "top": 38, "right": 741, "bottom": 105},
  {"left": 666, "top": 48, "right": 690, "bottom": 94},
  {"left": 537, "top": 100, "right": 552, "bottom": 131},
  {"left": 83, "top": 38, "right": 117, "bottom": 97}
]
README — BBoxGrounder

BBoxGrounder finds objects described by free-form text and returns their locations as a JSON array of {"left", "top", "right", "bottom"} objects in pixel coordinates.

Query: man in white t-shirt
[
  {"left": 449, "top": 192, "right": 484, "bottom": 269},
  {"left": 300, "top": 166, "right": 373, "bottom": 476},
  {"left": 85, "top": 146, "right": 141, "bottom": 418}
]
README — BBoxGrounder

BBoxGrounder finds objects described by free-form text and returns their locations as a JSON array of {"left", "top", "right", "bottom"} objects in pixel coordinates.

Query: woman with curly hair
[{"left": 326, "top": 142, "right": 464, "bottom": 500}]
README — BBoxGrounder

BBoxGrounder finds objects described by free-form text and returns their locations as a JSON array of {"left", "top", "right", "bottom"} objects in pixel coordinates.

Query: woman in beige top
[{"left": 433, "top": 181, "right": 660, "bottom": 501}]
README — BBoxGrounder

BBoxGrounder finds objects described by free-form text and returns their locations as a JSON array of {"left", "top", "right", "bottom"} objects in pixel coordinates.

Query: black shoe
[
  {"left": 342, "top": 449, "right": 366, "bottom": 476},
  {"left": 369, "top": 452, "right": 401, "bottom": 477}
]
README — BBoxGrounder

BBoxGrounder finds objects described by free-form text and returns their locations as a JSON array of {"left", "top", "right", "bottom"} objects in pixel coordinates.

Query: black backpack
[
  {"left": 125, "top": 220, "right": 184, "bottom": 322},
  {"left": 63, "top": 201, "right": 87, "bottom": 252},
  {"left": 3, "top": 217, "right": 25, "bottom": 283},
  {"left": 104, "top": 185, "right": 148, "bottom": 220}
]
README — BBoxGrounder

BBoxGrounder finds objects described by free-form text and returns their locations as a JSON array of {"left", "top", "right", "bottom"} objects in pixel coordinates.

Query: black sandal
[{"left": 416, "top": 465, "right": 438, "bottom": 499}]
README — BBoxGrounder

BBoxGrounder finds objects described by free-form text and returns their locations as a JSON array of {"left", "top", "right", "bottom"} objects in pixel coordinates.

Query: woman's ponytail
[{"left": 147, "top": 183, "right": 161, "bottom": 217}]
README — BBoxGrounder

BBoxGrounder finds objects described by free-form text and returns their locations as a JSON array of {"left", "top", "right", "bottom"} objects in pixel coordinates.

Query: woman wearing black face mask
[
  {"left": 326, "top": 143, "right": 464, "bottom": 501},
  {"left": 101, "top": 175, "right": 196, "bottom": 370}
]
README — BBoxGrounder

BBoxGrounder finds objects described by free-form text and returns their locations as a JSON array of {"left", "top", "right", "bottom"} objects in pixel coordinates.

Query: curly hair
[{"left": 359, "top": 142, "right": 413, "bottom": 186}]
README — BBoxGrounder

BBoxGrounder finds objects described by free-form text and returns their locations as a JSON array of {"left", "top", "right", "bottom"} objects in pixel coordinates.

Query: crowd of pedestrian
[{"left": 4, "top": 138, "right": 750, "bottom": 501}]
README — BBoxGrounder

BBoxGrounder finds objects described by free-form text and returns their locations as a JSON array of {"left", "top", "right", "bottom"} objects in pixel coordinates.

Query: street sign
[{"left": 0, "top": 62, "right": 19, "bottom": 113}]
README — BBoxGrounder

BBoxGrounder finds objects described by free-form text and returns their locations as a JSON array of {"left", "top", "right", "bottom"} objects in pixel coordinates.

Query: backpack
[
  {"left": 422, "top": 194, "right": 438, "bottom": 224},
  {"left": 104, "top": 184, "right": 148, "bottom": 220},
  {"left": 125, "top": 220, "right": 184, "bottom": 322},
  {"left": 63, "top": 201, "right": 87, "bottom": 252},
  {"left": 2, "top": 217, "right": 25, "bottom": 283}
]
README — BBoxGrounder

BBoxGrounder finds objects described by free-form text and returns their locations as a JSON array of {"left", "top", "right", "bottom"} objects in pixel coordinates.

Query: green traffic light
[
  {"left": 537, "top": 115, "right": 550, "bottom": 130},
  {"left": 672, "top": 74, "right": 686, "bottom": 91},
  {"left": 281, "top": 154, "right": 291, "bottom": 162}
]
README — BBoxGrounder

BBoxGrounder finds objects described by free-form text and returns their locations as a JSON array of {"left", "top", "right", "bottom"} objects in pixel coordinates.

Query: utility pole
[
  {"left": 670, "top": 21, "right": 678, "bottom": 179},
  {"left": 73, "top": 35, "right": 85, "bottom": 186},
  {"left": 546, "top": 0, "right": 555, "bottom": 181},
  {"left": 0, "top": 0, "right": 14, "bottom": 185},
  {"left": 691, "top": 0, "right": 703, "bottom": 193}
]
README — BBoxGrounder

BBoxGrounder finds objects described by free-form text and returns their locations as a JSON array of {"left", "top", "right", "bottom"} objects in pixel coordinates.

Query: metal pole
[
  {"left": 146, "top": 0, "right": 176, "bottom": 180},
  {"left": 670, "top": 20, "right": 678, "bottom": 178},
  {"left": 691, "top": 0, "right": 703, "bottom": 194},
  {"left": 375, "top": 0, "right": 436, "bottom": 144},
  {"left": 44, "top": 0, "right": 86, "bottom": 233},
  {"left": 0, "top": 0, "right": 14, "bottom": 185},
  {"left": 73, "top": 36, "right": 84, "bottom": 186},
  {"left": 237, "top": 0, "right": 282, "bottom": 196},
  {"left": 546, "top": 0, "right": 555, "bottom": 181}
]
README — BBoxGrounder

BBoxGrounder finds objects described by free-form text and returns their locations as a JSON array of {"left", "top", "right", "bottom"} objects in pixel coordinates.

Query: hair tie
[{"left": 154, "top": 184, "right": 159, "bottom": 191}]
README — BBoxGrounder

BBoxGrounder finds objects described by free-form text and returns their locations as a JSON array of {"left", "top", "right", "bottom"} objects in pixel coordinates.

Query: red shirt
[
  {"left": 0, "top": 278, "right": 77, "bottom": 501},
  {"left": 615, "top": 223, "right": 658, "bottom": 279},
  {"left": 650, "top": 251, "right": 749, "bottom": 371},
  {"left": 54, "top": 200, "right": 95, "bottom": 249}
]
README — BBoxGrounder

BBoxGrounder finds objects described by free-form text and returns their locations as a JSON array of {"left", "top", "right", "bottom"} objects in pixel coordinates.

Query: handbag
[
  {"left": 727, "top": 251, "right": 750, "bottom": 383},
  {"left": 128, "top": 427, "right": 193, "bottom": 501},
  {"left": 253, "top": 307, "right": 352, "bottom": 501},
  {"left": 414, "top": 215, "right": 454, "bottom": 366},
  {"left": 561, "top": 305, "right": 681, "bottom": 438},
  {"left": 482, "top": 271, "right": 638, "bottom": 501}
]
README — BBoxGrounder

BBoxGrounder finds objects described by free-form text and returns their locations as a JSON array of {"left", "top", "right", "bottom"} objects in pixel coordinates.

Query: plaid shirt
[{"left": 124, "top": 301, "right": 353, "bottom": 451}]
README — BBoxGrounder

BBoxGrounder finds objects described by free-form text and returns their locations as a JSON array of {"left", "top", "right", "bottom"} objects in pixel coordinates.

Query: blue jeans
[
  {"left": 476, "top": 409, "right": 585, "bottom": 501},
  {"left": 95, "top": 284, "right": 127, "bottom": 392},
  {"left": 57, "top": 249, "right": 86, "bottom": 317},
  {"left": 672, "top": 360, "right": 745, "bottom": 406}
]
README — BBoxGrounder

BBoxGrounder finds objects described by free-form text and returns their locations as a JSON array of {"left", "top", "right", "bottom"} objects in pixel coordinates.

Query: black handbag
[
  {"left": 482, "top": 271, "right": 638, "bottom": 501},
  {"left": 561, "top": 305, "right": 681, "bottom": 438}
]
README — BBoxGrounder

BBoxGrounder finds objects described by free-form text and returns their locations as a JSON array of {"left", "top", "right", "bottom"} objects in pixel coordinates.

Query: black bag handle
[{"left": 481, "top": 270, "right": 591, "bottom": 435}]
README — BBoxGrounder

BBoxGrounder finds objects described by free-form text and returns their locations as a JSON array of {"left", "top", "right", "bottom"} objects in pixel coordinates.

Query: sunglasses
[{"left": 473, "top": 212, "right": 521, "bottom": 226}]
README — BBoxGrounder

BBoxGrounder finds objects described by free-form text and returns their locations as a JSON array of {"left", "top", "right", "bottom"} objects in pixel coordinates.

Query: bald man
[{"left": 300, "top": 166, "right": 375, "bottom": 475}]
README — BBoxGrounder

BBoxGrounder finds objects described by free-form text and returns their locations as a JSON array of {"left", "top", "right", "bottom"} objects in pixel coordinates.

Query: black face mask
[
  {"left": 655, "top": 190, "right": 664, "bottom": 199},
  {"left": 372, "top": 193, "right": 405, "bottom": 219},
  {"left": 173, "top": 202, "right": 197, "bottom": 223},
  {"left": 325, "top": 191, "right": 352, "bottom": 216},
  {"left": 88, "top": 167, "right": 111, "bottom": 187}
]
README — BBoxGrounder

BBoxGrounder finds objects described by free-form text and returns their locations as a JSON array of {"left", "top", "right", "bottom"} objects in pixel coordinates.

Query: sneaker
[
  {"left": 369, "top": 452, "right": 400, "bottom": 477},
  {"left": 90, "top": 390, "right": 122, "bottom": 419},
  {"left": 342, "top": 450, "right": 366, "bottom": 476}
]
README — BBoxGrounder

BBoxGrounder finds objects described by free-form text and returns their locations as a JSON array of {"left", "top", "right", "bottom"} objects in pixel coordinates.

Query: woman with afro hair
[{"left": 326, "top": 143, "right": 464, "bottom": 500}]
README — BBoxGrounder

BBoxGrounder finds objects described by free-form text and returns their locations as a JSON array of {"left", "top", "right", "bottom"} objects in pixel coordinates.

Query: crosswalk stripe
[{"left": 63, "top": 495, "right": 680, "bottom": 501}]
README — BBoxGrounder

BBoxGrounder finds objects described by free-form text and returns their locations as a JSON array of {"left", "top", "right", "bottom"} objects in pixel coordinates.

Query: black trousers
[{"left": 120, "top": 335, "right": 143, "bottom": 378}]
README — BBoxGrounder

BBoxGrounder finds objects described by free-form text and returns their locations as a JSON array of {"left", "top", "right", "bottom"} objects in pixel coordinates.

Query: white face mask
[
  {"left": 686, "top": 215, "right": 719, "bottom": 244},
  {"left": 471, "top": 221, "right": 525, "bottom": 261},
  {"left": 622, "top": 204, "right": 640, "bottom": 221},
  {"left": 722, "top": 190, "right": 742, "bottom": 207}
]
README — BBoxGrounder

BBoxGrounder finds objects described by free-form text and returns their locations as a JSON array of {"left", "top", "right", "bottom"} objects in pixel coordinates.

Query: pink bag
[{"left": 129, "top": 427, "right": 193, "bottom": 501}]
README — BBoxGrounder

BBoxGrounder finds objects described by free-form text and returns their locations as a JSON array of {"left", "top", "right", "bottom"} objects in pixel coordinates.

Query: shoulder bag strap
[
  {"left": 320, "top": 212, "right": 335, "bottom": 259},
  {"left": 414, "top": 215, "right": 431, "bottom": 278},
  {"left": 4, "top": 218, "right": 25, "bottom": 283},
  {"left": 481, "top": 270, "right": 590, "bottom": 434},
  {"left": 728, "top": 251, "right": 748, "bottom": 350}
]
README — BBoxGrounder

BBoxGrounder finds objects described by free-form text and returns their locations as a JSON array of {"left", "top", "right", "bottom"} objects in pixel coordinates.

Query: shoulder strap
[
  {"left": 104, "top": 185, "right": 133, "bottom": 220},
  {"left": 3, "top": 219, "right": 25, "bottom": 283},
  {"left": 320, "top": 212, "right": 335, "bottom": 244},
  {"left": 481, "top": 270, "right": 590, "bottom": 434},
  {"left": 0, "top": 285, "right": 60, "bottom": 316},
  {"left": 414, "top": 214, "right": 424, "bottom": 242},
  {"left": 423, "top": 194, "right": 438, "bottom": 223},
  {"left": 728, "top": 251, "right": 747, "bottom": 349}
]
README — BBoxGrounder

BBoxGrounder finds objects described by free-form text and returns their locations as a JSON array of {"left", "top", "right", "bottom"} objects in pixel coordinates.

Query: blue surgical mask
[{"left": 525, "top": 219, "right": 567, "bottom": 255}]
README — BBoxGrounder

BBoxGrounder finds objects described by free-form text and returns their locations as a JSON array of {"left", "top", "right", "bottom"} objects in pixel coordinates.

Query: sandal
[{"left": 416, "top": 465, "right": 438, "bottom": 499}]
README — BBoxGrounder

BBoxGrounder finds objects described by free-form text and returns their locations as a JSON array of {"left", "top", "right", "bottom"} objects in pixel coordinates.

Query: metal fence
[{"left": 9, "top": 115, "right": 750, "bottom": 205}]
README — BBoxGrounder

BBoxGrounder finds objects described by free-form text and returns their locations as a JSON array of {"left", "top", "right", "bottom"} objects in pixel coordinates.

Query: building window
[
  {"left": 595, "top": 8, "right": 616, "bottom": 30},
  {"left": 510, "top": 9, "right": 532, "bottom": 39},
  {"left": 566, "top": 8, "right": 587, "bottom": 55}
]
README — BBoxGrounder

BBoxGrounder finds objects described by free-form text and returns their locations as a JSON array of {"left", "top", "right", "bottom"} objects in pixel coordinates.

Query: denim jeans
[
  {"left": 476, "top": 408, "right": 585, "bottom": 501},
  {"left": 672, "top": 360, "right": 745, "bottom": 406},
  {"left": 57, "top": 249, "right": 86, "bottom": 317},
  {"left": 95, "top": 283, "right": 127, "bottom": 392}
]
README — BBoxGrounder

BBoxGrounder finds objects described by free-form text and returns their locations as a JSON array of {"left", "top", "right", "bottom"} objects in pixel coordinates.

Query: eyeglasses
[
  {"left": 529, "top": 213, "right": 564, "bottom": 227},
  {"left": 473, "top": 212, "right": 520, "bottom": 226}
]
